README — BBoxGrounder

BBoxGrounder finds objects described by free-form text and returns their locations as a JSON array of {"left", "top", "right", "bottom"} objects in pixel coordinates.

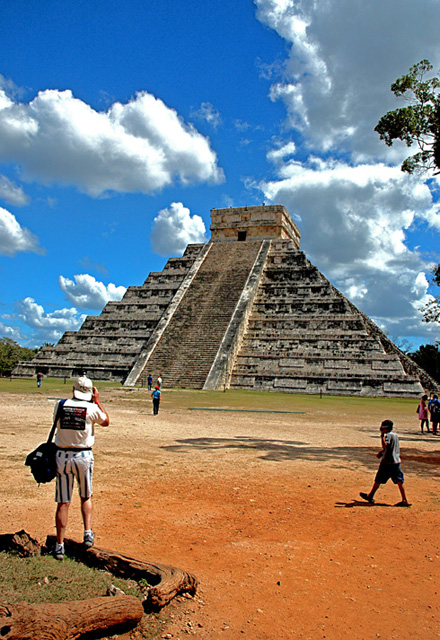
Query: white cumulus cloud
[
  {"left": 255, "top": 0, "right": 440, "bottom": 342},
  {"left": 267, "top": 141, "right": 296, "bottom": 163},
  {"left": 58, "top": 274, "right": 126, "bottom": 310},
  {"left": 259, "top": 156, "right": 440, "bottom": 342},
  {"left": 150, "top": 202, "right": 207, "bottom": 256},
  {"left": 0, "top": 206, "right": 42, "bottom": 256},
  {"left": 0, "top": 86, "right": 224, "bottom": 197},
  {"left": 256, "top": 0, "right": 440, "bottom": 160},
  {"left": 190, "top": 102, "right": 222, "bottom": 129},
  {"left": 261, "top": 158, "right": 430, "bottom": 269},
  {"left": 14, "top": 297, "right": 86, "bottom": 344},
  {"left": 0, "top": 320, "right": 24, "bottom": 342},
  {"left": 0, "top": 175, "right": 29, "bottom": 206}
]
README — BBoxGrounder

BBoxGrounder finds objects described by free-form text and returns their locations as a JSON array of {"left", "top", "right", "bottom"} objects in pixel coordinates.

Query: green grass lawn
[
  {"left": 0, "top": 551, "right": 143, "bottom": 604},
  {"left": 0, "top": 377, "right": 119, "bottom": 395},
  {"left": 1, "top": 376, "right": 416, "bottom": 418},
  {"left": 0, "top": 551, "right": 167, "bottom": 639}
]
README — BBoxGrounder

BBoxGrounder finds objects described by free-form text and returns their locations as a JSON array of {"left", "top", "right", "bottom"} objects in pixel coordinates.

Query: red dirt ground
[{"left": 2, "top": 389, "right": 440, "bottom": 639}]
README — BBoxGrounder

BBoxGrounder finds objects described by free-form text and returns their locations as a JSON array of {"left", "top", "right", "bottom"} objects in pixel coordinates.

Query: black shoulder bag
[{"left": 25, "top": 399, "right": 66, "bottom": 485}]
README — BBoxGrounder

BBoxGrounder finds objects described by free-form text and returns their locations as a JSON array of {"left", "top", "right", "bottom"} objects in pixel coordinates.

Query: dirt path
[{"left": 2, "top": 390, "right": 440, "bottom": 639}]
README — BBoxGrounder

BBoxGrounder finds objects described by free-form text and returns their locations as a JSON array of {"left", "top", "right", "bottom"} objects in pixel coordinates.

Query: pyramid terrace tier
[
  {"left": 228, "top": 242, "right": 429, "bottom": 396},
  {"left": 13, "top": 243, "right": 206, "bottom": 381},
  {"left": 230, "top": 372, "right": 424, "bottom": 396}
]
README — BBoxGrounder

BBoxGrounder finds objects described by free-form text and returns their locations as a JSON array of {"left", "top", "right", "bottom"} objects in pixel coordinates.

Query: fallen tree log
[
  {"left": 46, "top": 535, "right": 198, "bottom": 611},
  {"left": 0, "top": 595, "right": 144, "bottom": 640},
  {"left": 0, "top": 530, "right": 197, "bottom": 619},
  {"left": 0, "top": 530, "right": 41, "bottom": 557}
]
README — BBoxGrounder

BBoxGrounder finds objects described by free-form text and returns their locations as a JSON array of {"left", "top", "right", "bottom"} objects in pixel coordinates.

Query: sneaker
[
  {"left": 83, "top": 530, "right": 94, "bottom": 548},
  {"left": 359, "top": 492, "right": 375, "bottom": 504},
  {"left": 53, "top": 543, "right": 64, "bottom": 561}
]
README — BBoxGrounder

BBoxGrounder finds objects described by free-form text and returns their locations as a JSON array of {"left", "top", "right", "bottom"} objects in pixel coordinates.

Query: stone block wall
[{"left": 210, "top": 205, "right": 301, "bottom": 247}]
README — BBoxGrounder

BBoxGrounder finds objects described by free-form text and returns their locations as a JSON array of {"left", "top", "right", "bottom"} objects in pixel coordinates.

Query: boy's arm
[{"left": 377, "top": 432, "right": 387, "bottom": 458}]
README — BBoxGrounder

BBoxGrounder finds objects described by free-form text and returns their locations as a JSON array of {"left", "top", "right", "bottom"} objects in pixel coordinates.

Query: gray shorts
[{"left": 55, "top": 449, "right": 94, "bottom": 503}]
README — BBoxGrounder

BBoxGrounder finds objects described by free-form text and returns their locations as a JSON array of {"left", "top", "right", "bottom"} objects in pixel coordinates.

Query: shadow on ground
[
  {"left": 161, "top": 437, "right": 440, "bottom": 477},
  {"left": 335, "top": 500, "right": 407, "bottom": 509}
]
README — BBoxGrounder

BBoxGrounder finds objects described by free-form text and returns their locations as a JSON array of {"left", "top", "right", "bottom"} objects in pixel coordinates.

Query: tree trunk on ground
[
  {"left": 45, "top": 535, "right": 198, "bottom": 611},
  {"left": 0, "top": 529, "right": 198, "bottom": 634},
  {"left": 0, "top": 596, "right": 144, "bottom": 640},
  {"left": 0, "top": 530, "right": 41, "bottom": 557}
]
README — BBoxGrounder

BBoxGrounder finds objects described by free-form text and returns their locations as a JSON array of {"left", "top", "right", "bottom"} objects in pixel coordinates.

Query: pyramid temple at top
[{"left": 14, "top": 204, "right": 437, "bottom": 396}]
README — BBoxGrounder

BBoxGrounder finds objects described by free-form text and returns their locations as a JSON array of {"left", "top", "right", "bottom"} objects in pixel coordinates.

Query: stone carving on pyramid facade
[{"left": 13, "top": 204, "right": 438, "bottom": 397}]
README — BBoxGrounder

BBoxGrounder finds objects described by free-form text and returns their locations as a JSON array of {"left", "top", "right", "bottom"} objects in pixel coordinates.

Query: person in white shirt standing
[{"left": 52, "top": 375, "right": 110, "bottom": 560}]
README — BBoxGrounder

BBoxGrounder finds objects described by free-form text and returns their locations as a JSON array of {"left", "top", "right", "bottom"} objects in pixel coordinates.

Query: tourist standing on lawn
[
  {"left": 418, "top": 395, "right": 430, "bottom": 433},
  {"left": 428, "top": 394, "right": 440, "bottom": 435},
  {"left": 152, "top": 385, "right": 161, "bottom": 415},
  {"left": 360, "top": 419, "right": 410, "bottom": 507},
  {"left": 52, "top": 375, "right": 110, "bottom": 560}
]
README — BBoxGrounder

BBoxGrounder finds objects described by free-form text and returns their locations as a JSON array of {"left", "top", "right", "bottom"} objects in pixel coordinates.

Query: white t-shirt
[
  {"left": 383, "top": 431, "right": 401, "bottom": 464},
  {"left": 53, "top": 398, "right": 107, "bottom": 449}
]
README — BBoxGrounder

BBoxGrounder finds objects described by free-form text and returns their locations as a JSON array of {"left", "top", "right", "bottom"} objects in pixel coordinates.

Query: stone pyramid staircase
[{"left": 132, "top": 240, "right": 263, "bottom": 389}]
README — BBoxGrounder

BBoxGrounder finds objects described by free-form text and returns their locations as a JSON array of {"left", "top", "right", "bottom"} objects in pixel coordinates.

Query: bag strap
[{"left": 47, "top": 399, "right": 66, "bottom": 443}]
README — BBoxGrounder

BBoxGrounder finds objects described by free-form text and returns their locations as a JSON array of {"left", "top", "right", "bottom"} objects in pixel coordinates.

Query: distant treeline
[
  {"left": 408, "top": 343, "right": 440, "bottom": 384},
  {"left": 0, "top": 338, "right": 37, "bottom": 377}
]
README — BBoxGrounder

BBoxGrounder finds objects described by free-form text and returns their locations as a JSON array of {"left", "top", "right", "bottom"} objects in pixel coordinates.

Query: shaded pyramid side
[
  {"left": 13, "top": 244, "right": 205, "bottom": 381},
  {"left": 229, "top": 239, "right": 434, "bottom": 397}
]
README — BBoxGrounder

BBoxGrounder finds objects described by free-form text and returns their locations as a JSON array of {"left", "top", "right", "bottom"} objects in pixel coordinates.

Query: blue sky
[{"left": 1, "top": 0, "right": 440, "bottom": 351}]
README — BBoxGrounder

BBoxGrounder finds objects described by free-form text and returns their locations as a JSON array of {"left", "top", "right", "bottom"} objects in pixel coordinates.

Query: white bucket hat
[{"left": 73, "top": 375, "right": 93, "bottom": 401}]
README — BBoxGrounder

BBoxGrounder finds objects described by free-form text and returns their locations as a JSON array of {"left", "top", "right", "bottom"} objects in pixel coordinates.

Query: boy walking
[{"left": 360, "top": 419, "right": 411, "bottom": 507}]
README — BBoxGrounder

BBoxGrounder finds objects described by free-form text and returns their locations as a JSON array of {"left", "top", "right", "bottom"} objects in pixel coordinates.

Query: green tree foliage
[
  {"left": 376, "top": 60, "right": 440, "bottom": 326},
  {"left": 408, "top": 343, "right": 440, "bottom": 383},
  {"left": 0, "top": 338, "right": 37, "bottom": 376},
  {"left": 422, "top": 264, "right": 440, "bottom": 324},
  {"left": 375, "top": 60, "right": 440, "bottom": 174}
]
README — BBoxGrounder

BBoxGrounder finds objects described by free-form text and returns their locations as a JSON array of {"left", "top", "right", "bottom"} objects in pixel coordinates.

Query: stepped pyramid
[{"left": 14, "top": 205, "right": 436, "bottom": 396}]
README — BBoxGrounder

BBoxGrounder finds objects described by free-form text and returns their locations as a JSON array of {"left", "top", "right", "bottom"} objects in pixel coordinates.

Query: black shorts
[{"left": 375, "top": 463, "right": 404, "bottom": 485}]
